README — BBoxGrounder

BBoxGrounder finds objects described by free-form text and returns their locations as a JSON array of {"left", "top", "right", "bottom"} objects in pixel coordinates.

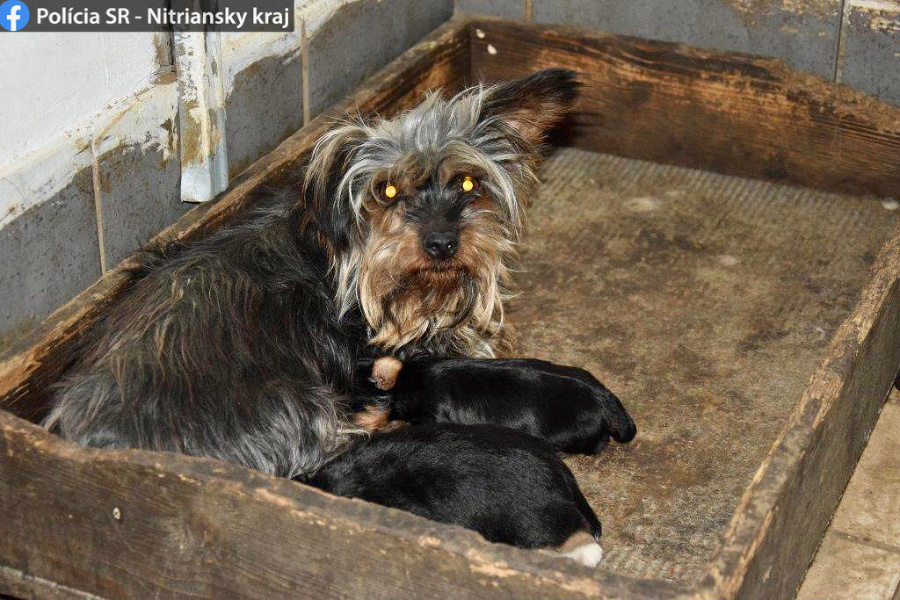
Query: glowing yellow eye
[
  {"left": 384, "top": 184, "right": 397, "bottom": 199},
  {"left": 461, "top": 176, "right": 475, "bottom": 192}
]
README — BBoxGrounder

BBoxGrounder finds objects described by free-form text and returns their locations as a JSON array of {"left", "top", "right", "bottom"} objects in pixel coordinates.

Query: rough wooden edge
[
  {"left": 468, "top": 18, "right": 900, "bottom": 200},
  {"left": 0, "top": 411, "right": 693, "bottom": 600},
  {"left": 467, "top": 19, "right": 900, "bottom": 596},
  {"left": 0, "top": 19, "right": 471, "bottom": 420},
  {"left": 0, "top": 565, "right": 107, "bottom": 600},
  {"left": 697, "top": 224, "right": 900, "bottom": 599}
]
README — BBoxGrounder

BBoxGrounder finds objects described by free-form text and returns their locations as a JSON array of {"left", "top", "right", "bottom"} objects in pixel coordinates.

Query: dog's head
[{"left": 304, "top": 69, "right": 580, "bottom": 356}]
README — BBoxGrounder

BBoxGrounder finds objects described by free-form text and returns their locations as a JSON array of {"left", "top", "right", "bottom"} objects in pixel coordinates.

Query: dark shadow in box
[{"left": 2, "top": 17, "right": 900, "bottom": 600}]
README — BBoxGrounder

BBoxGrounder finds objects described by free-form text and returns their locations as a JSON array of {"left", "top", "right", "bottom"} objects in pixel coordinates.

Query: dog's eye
[
  {"left": 383, "top": 183, "right": 398, "bottom": 199},
  {"left": 460, "top": 175, "right": 478, "bottom": 193}
]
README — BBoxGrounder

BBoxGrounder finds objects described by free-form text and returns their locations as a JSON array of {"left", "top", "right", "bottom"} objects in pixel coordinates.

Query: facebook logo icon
[{"left": 0, "top": 0, "right": 29, "bottom": 31}]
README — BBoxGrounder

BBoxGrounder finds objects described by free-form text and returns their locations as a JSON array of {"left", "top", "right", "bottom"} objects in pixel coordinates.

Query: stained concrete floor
[
  {"left": 796, "top": 389, "right": 900, "bottom": 600},
  {"left": 511, "top": 148, "right": 900, "bottom": 584}
]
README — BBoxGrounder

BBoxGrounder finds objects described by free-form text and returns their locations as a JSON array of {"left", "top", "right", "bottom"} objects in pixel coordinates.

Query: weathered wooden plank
[
  {"left": 0, "top": 413, "right": 692, "bottom": 600},
  {"left": 698, "top": 225, "right": 900, "bottom": 599},
  {"left": 0, "top": 565, "right": 105, "bottom": 600},
  {"left": 469, "top": 19, "right": 900, "bottom": 199},
  {"left": 0, "top": 19, "right": 471, "bottom": 423}
]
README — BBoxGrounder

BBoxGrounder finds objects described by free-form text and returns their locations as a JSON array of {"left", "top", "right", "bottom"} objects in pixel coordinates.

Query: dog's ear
[
  {"left": 479, "top": 69, "right": 581, "bottom": 146},
  {"left": 303, "top": 124, "right": 368, "bottom": 251}
]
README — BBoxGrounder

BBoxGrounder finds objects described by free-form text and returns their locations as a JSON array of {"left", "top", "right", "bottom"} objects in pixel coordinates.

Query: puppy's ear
[
  {"left": 480, "top": 69, "right": 581, "bottom": 146},
  {"left": 303, "top": 124, "right": 368, "bottom": 251}
]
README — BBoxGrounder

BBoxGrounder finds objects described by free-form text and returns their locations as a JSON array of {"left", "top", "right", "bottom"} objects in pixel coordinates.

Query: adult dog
[{"left": 45, "top": 69, "right": 635, "bottom": 559}]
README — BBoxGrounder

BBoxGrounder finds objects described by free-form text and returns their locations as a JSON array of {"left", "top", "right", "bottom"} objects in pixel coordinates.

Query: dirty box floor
[{"left": 509, "top": 148, "right": 898, "bottom": 584}]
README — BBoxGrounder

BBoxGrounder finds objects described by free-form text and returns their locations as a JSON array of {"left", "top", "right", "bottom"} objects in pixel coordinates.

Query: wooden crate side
[
  {"left": 698, "top": 227, "right": 900, "bottom": 599},
  {"left": 0, "top": 20, "right": 471, "bottom": 423},
  {"left": 469, "top": 19, "right": 900, "bottom": 200},
  {"left": 0, "top": 413, "right": 692, "bottom": 600},
  {"left": 0, "top": 565, "right": 103, "bottom": 600}
]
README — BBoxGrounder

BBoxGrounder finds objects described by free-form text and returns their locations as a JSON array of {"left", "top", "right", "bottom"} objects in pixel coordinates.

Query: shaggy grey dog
[{"left": 43, "top": 69, "right": 634, "bottom": 557}]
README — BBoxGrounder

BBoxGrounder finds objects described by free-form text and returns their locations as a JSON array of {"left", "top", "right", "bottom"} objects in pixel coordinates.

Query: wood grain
[
  {"left": 699, "top": 226, "right": 900, "bottom": 599},
  {"left": 0, "top": 412, "right": 691, "bottom": 600},
  {"left": 470, "top": 19, "right": 900, "bottom": 199}
]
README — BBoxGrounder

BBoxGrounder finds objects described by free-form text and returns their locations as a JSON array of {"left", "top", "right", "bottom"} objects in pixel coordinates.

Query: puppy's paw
[
  {"left": 597, "top": 386, "right": 637, "bottom": 444},
  {"left": 558, "top": 531, "right": 603, "bottom": 568},
  {"left": 562, "top": 542, "right": 603, "bottom": 568},
  {"left": 575, "top": 369, "right": 636, "bottom": 445},
  {"left": 371, "top": 356, "right": 403, "bottom": 391}
]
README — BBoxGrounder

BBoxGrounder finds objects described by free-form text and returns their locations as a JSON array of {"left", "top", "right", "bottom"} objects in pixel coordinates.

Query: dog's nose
[{"left": 424, "top": 232, "right": 459, "bottom": 260}]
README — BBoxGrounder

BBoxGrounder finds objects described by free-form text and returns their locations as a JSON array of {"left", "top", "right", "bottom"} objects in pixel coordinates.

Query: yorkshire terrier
[{"left": 44, "top": 69, "right": 634, "bottom": 564}]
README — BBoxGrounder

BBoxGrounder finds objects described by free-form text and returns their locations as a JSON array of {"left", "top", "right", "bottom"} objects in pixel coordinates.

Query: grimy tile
[
  {"left": 455, "top": 0, "right": 524, "bottom": 19},
  {"left": 0, "top": 168, "right": 101, "bottom": 352},
  {"left": 829, "top": 401, "right": 900, "bottom": 551},
  {"left": 225, "top": 51, "right": 304, "bottom": 177},
  {"left": 306, "top": 0, "right": 453, "bottom": 118},
  {"left": 839, "top": 2, "right": 900, "bottom": 107},
  {"left": 797, "top": 532, "right": 900, "bottom": 600},
  {"left": 534, "top": 0, "right": 842, "bottom": 79}
]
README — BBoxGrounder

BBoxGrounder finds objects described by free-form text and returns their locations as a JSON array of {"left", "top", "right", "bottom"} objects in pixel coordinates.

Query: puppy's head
[{"left": 304, "top": 69, "right": 580, "bottom": 356}]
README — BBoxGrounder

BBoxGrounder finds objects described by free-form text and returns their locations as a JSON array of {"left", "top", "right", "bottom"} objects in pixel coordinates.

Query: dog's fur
[
  {"left": 309, "top": 423, "right": 602, "bottom": 553},
  {"left": 43, "top": 69, "right": 634, "bottom": 553},
  {"left": 355, "top": 358, "right": 637, "bottom": 454}
]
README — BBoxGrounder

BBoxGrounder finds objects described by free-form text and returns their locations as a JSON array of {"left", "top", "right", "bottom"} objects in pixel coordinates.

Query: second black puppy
[
  {"left": 308, "top": 423, "right": 604, "bottom": 566},
  {"left": 358, "top": 358, "right": 637, "bottom": 454}
]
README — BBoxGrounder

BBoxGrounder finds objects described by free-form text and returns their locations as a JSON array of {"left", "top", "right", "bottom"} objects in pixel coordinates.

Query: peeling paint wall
[
  {"left": 220, "top": 0, "right": 453, "bottom": 176},
  {"left": 0, "top": 31, "right": 180, "bottom": 349},
  {"left": 0, "top": 32, "right": 171, "bottom": 170},
  {"left": 0, "top": 0, "right": 453, "bottom": 351}
]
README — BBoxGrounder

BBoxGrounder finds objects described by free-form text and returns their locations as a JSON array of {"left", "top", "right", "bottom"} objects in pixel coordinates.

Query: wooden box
[{"left": 2, "top": 18, "right": 899, "bottom": 599}]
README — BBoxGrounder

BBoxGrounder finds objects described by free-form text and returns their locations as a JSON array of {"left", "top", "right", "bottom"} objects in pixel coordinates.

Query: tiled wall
[
  {"left": 0, "top": 0, "right": 453, "bottom": 353},
  {"left": 0, "top": 31, "right": 179, "bottom": 350},
  {"left": 1, "top": 0, "right": 894, "bottom": 352},
  {"left": 456, "top": 0, "right": 900, "bottom": 106},
  {"left": 838, "top": 1, "right": 900, "bottom": 106}
]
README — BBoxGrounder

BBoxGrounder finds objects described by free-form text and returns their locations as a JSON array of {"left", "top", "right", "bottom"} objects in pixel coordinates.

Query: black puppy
[
  {"left": 308, "top": 423, "right": 604, "bottom": 566},
  {"left": 356, "top": 357, "right": 637, "bottom": 454}
]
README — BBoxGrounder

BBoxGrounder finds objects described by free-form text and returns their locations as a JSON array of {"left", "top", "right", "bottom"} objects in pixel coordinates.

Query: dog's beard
[{"left": 349, "top": 211, "right": 513, "bottom": 358}]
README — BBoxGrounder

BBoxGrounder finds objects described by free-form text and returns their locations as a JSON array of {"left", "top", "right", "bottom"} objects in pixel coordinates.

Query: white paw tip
[{"left": 561, "top": 542, "right": 603, "bottom": 568}]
